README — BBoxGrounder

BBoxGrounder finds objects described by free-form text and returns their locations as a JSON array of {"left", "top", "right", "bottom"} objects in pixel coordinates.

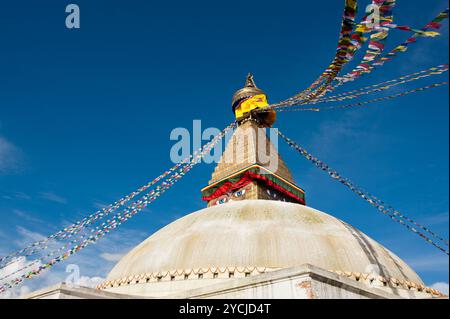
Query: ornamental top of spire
[
  {"left": 244, "top": 73, "right": 258, "bottom": 88},
  {"left": 231, "top": 73, "right": 266, "bottom": 113},
  {"left": 231, "top": 73, "right": 276, "bottom": 127}
]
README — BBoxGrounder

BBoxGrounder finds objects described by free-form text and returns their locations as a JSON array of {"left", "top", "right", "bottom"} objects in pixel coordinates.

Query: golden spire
[
  {"left": 231, "top": 73, "right": 266, "bottom": 112},
  {"left": 231, "top": 73, "right": 276, "bottom": 127},
  {"left": 199, "top": 75, "right": 304, "bottom": 206},
  {"left": 244, "top": 73, "right": 258, "bottom": 88}
]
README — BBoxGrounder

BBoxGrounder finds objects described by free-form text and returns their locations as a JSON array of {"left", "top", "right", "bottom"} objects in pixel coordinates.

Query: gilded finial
[
  {"left": 232, "top": 73, "right": 265, "bottom": 112},
  {"left": 231, "top": 73, "right": 276, "bottom": 127},
  {"left": 244, "top": 73, "right": 257, "bottom": 88}
]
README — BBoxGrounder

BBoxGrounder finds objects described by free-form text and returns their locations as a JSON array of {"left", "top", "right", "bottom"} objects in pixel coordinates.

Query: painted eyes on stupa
[
  {"left": 233, "top": 189, "right": 246, "bottom": 198},
  {"left": 217, "top": 198, "right": 228, "bottom": 205},
  {"left": 266, "top": 189, "right": 278, "bottom": 199},
  {"left": 215, "top": 189, "right": 246, "bottom": 205}
]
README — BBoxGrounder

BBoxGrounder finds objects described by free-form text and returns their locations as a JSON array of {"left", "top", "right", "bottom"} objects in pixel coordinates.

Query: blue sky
[{"left": 0, "top": 0, "right": 448, "bottom": 296}]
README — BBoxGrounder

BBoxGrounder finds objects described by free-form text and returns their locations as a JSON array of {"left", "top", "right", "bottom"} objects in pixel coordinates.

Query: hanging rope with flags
[
  {"left": 271, "top": 64, "right": 449, "bottom": 110},
  {"left": 341, "top": 0, "right": 396, "bottom": 86},
  {"left": 273, "top": 81, "right": 448, "bottom": 113},
  {"left": 277, "top": 130, "right": 449, "bottom": 255},
  {"left": 281, "top": 0, "right": 359, "bottom": 103},
  {"left": 0, "top": 121, "right": 237, "bottom": 293},
  {"left": 331, "top": 7, "right": 449, "bottom": 87},
  {"left": 1, "top": 145, "right": 203, "bottom": 268},
  {"left": 283, "top": 0, "right": 400, "bottom": 104},
  {"left": 280, "top": 4, "right": 448, "bottom": 107},
  {"left": 0, "top": 162, "right": 186, "bottom": 267},
  {"left": 308, "top": 64, "right": 448, "bottom": 104},
  {"left": 0, "top": 121, "right": 236, "bottom": 269}
]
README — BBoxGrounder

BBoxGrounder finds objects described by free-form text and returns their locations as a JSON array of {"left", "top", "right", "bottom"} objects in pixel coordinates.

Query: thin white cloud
[
  {"left": 0, "top": 257, "right": 43, "bottom": 299},
  {"left": 307, "top": 111, "right": 386, "bottom": 161},
  {"left": 0, "top": 136, "right": 23, "bottom": 174},
  {"left": 13, "top": 210, "right": 43, "bottom": 224},
  {"left": 14, "top": 226, "right": 46, "bottom": 247},
  {"left": 430, "top": 282, "right": 449, "bottom": 295},
  {"left": 14, "top": 192, "right": 31, "bottom": 200},
  {"left": 0, "top": 285, "right": 30, "bottom": 299},
  {"left": 8, "top": 226, "right": 63, "bottom": 257},
  {"left": 2, "top": 192, "right": 32, "bottom": 201},
  {"left": 418, "top": 212, "right": 449, "bottom": 226},
  {"left": 38, "top": 192, "right": 67, "bottom": 204},
  {"left": 100, "top": 252, "right": 125, "bottom": 262},
  {"left": 93, "top": 201, "right": 109, "bottom": 209},
  {"left": 73, "top": 276, "right": 105, "bottom": 288},
  {"left": 1, "top": 213, "right": 149, "bottom": 298},
  {"left": 406, "top": 253, "right": 449, "bottom": 272},
  {"left": 309, "top": 113, "right": 361, "bottom": 156}
]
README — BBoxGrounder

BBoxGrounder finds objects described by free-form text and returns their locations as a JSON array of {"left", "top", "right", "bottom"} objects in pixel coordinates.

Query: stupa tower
[{"left": 201, "top": 74, "right": 306, "bottom": 207}]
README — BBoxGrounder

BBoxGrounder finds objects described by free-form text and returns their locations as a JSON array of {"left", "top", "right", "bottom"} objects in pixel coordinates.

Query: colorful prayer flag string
[
  {"left": 377, "top": 23, "right": 441, "bottom": 37},
  {"left": 280, "top": 64, "right": 449, "bottom": 107},
  {"left": 283, "top": 0, "right": 398, "bottom": 104},
  {"left": 332, "top": 8, "right": 449, "bottom": 87},
  {"left": 0, "top": 160, "right": 187, "bottom": 267},
  {"left": 274, "top": 81, "right": 448, "bottom": 113},
  {"left": 281, "top": 0, "right": 359, "bottom": 103},
  {"left": 277, "top": 130, "right": 449, "bottom": 255},
  {"left": 311, "top": 64, "right": 448, "bottom": 104},
  {"left": 269, "top": 4, "right": 448, "bottom": 112},
  {"left": 0, "top": 122, "right": 237, "bottom": 293},
  {"left": 0, "top": 121, "right": 233, "bottom": 269}
]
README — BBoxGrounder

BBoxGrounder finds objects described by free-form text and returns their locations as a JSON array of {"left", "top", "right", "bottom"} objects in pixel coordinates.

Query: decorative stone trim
[
  {"left": 329, "top": 270, "right": 446, "bottom": 297},
  {"left": 97, "top": 266, "right": 277, "bottom": 290},
  {"left": 98, "top": 266, "right": 446, "bottom": 298}
]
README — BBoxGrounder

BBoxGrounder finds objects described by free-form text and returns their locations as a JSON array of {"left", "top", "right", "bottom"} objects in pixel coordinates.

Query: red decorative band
[{"left": 202, "top": 171, "right": 305, "bottom": 205}]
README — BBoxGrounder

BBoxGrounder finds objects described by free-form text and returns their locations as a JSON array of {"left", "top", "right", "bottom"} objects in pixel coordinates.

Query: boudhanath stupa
[{"left": 26, "top": 75, "right": 445, "bottom": 299}]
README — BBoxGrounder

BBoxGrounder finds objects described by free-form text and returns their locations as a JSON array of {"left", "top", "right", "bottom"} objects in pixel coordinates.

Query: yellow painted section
[{"left": 235, "top": 94, "right": 269, "bottom": 119}]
